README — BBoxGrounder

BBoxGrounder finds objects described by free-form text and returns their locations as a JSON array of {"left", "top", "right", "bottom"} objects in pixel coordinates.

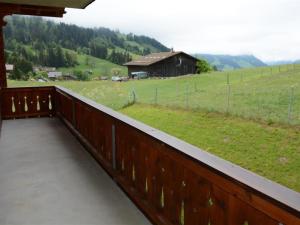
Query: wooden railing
[
  {"left": 1, "top": 86, "right": 300, "bottom": 225},
  {"left": 0, "top": 87, "right": 2, "bottom": 135},
  {"left": 55, "top": 86, "right": 300, "bottom": 225},
  {"left": 1, "top": 87, "right": 55, "bottom": 119}
]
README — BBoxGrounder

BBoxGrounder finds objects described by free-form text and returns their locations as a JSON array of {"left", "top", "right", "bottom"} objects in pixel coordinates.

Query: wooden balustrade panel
[
  {"left": 75, "top": 102, "right": 113, "bottom": 166},
  {"left": 114, "top": 121, "right": 299, "bottom": 225},
  {"left": 55, "top": 90, "right": 73, "bottom": 124},
  {"left": 1, "top": 87, "right": 55, "bottom": 119}
]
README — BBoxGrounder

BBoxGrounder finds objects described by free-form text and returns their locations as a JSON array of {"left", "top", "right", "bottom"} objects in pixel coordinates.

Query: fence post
[
  {"left": 185, "top": 84, "right": 189, "bottom": 109},
  {"left": 226, "top": 73, "right": 231, "bottom": 113},
  {"left": 154, "top": 87, "right": 158, "bottom": 105},
  {"left": 132, "top": 90, "right": 136, "bottom": 103},
  {"left": 177, "top": 82, "right": 179, "bottom": 100},
  {"left": 288, "top": 86, "right": 295, "bottom": 124}
]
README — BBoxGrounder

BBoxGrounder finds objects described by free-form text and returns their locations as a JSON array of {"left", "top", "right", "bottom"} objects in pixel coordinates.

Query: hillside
[
  {"left": 3, "top": 16, "right": 169, "bottom": 77},
  {"left": 58, "top": 49, "right": 127, "bottom": 78},
  {"left": 194, "top": 54, "right": 266, "bottom": 70},
  {"left": 266, "top": 60, "right": 300, "bottom": 66}
]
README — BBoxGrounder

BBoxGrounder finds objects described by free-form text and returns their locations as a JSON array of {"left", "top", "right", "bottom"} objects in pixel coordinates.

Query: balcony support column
[{"left": 0, "top": 14, "right": 7, "bottom": 88}]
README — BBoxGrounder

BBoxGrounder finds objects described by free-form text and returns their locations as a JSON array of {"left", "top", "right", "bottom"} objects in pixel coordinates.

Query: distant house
[
  {"left": 34, "top": 66, "right": 56, "bottom": 73},
  {"left": 5, "top": 64, "right": 14, "bottom": 72},
  {"left": 48, "top": 71, "right": 62, "bottom": 79},
  {"left": 124, "top": 51, "right": 198, "bottom": 77}
]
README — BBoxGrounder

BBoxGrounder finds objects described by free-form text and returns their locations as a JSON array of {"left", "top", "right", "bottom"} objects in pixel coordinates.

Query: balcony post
[{"left": 0, "top": 14, "right": 7, "bottom": 88}]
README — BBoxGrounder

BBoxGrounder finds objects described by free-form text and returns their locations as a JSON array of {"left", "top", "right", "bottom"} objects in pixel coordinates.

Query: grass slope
[
  {"left": 58, "top": 49, "right": 128, "bottom": 78},
  {"left": 120, "top": 104, "right": 300, "bottom": 192}
]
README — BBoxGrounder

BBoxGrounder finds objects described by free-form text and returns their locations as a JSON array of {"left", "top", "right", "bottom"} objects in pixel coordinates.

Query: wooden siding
[{"left": 127, "top": 53, "right": 197, "bottom": 77}]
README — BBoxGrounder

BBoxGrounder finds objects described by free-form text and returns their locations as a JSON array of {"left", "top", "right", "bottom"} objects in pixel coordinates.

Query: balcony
[
  {"left": 0, "top": 86, "right": 299, "bottom": 225},
  {"left": 0, "top": 117, "right": 150, "bottom": 224}
]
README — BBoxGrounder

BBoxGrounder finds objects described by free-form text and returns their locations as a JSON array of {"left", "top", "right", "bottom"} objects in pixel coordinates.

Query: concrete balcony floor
[{"left": 0, "top": 118, "right": 151, "bottom": 225}]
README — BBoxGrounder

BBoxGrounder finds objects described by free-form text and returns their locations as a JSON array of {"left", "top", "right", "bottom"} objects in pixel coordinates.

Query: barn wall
[{"left": 127, "top": 53, "right": 197, "bottom": 77}]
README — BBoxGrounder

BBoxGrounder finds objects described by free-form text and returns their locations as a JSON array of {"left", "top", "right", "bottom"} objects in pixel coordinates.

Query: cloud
[{"left": 52, "top": 0, "right": 300, "bottom": 61}]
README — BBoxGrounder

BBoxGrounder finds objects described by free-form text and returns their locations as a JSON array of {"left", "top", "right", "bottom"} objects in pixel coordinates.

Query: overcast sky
[{"left": 52, "top": 0, "right": 300, "bottom": 62}]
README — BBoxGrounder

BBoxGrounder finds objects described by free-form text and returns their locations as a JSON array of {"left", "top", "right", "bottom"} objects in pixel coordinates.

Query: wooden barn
[{"left": 124, "top": 51, "right": 198, "bottom": 78}]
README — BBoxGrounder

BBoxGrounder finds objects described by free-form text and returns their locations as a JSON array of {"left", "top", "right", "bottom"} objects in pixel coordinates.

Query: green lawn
[{"left": 120, "top": 104, "right": 300, "bottom": 192}]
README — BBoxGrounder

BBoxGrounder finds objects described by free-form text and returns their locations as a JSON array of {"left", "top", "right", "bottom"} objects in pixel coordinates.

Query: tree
[
  {"left": 89, "top": 41, "right": 108, "bottom": 59},
  {"left": 55, "top": 46, "right": 65, "bottom": 67},
  {"left": 212, "top": 65, "right": 218, "bottom": 71},
  {"left": 4, "top": 50, "right": 10, "bottom": 63},
  {"left": 196, "top": 59, "right": 212, "bottom": 74},
  {"left": 73, "top": 70, "right": 90, "bottom": 81},
  {"left": 65, "top": 51, "right": 78, "bottom": 67},
  {"left": 10, "top": 58, "right": 33, "bottom": 80}
]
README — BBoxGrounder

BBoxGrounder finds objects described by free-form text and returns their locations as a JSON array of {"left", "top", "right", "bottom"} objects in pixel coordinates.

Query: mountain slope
[
  {"left": 266, "top": 60, "right": 300, "bottom": 66},
  {"left": 194, "top": 54, "right": 266, "bottom": 70},
  {"left": 4, "top": 16, "right": 170, "bottom": 66}
]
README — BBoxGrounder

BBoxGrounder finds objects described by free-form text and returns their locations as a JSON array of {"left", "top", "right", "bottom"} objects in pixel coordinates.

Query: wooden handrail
[{"left": 1, "top": 86, "right": 300, "bottom": 224}]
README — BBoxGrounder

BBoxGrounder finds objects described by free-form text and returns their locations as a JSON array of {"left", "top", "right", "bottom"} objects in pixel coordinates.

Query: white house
[{"left": 5, "top": 64, "right": 14, "bottom": 71}]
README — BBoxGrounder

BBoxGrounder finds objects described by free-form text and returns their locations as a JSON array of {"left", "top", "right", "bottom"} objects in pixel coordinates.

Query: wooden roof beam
[{"left": 0, "top": 3, "right": 65, "bottom": 18}]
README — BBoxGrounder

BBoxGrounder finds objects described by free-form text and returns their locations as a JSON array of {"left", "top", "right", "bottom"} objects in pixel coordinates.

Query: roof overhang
[
  {"left": 0, "top": 0, "right": 95, "bottom": 18},
  {"left": 0, "top": 0, "right": 95, "bottom": 9}
]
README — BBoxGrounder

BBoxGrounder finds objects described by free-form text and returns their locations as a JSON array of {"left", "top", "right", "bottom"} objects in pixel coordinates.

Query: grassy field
[
  {"left": 120, "top": 104, "right": 300, "bottom": 192},
  {"left": 10, "top": 64, "right": 300, "bottom": 125},
  {"left": 8, "top": 64, "right": 300, "bottom": 191}
]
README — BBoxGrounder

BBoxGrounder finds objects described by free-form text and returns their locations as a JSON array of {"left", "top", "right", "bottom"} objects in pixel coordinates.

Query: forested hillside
[{"left": 3, "top": 16, "right": 169, "bottom": 72}]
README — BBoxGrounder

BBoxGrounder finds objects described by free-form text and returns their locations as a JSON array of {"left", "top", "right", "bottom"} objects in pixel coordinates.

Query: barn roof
[
  {"left": 0, "top": 0, "right": 94, "bottom": 9},
  {"left": 124, "top": 51, "right": 198, "bottom": 66}
]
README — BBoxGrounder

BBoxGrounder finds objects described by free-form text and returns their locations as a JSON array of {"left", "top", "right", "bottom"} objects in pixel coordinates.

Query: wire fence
[{"left": 124, "top": 65, "right": 300, "bottom": 126}]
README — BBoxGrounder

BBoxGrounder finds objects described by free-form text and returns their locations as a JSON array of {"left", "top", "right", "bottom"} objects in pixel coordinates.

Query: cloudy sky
[{"left": 53, "top": 0, "right": 300, "bottom": 62}]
